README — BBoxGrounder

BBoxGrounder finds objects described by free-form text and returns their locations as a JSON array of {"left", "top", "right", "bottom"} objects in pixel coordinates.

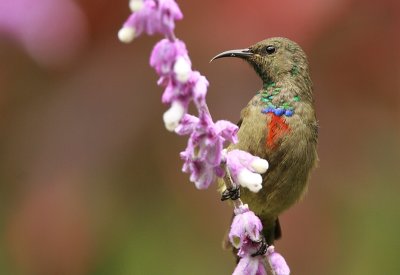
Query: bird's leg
[
  {"left": 221, "top": 162, "right": 241, "bottom": 201},
  {"left": 221, "top": 185, "right": 240, "bottom": 201},
  {"left": 251, "top": 235, "right": 268, "bottom": 257}
]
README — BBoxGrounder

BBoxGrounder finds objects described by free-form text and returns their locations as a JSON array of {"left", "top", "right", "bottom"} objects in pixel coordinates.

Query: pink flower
[
  {"left": 267, "top": 246, "right": 290, "bottom": 275},
  {"left": 156, "top": 0, "right": 183, "bottom": 36},
  {"left": 149, "top": 39, "right": 211, "bottom": 131},
  {"left": 233, "top": 255, "right": 267, "bottom": 275},
  {"left": 175, "top": 114, "right": 199, "bottom": 135},
  {"left": 118, "top": 0, "right": 183, "bottom": 42},
  {"left": 226, "top": 150, "right": 269, "bottom": 192},
  {"left": 178, "top": 112, "right": 237, "bottom": 189},
  {"left": 229, "top": 204, "right": 263, "bottom": 248},
  {"left": 160, "top": 71, "right": 208, "bottom": 131},
  {"left": 233, "top": 237, "right": 267, "bottom": 275},
  {"left": 233, "top": 238, "right": 291, "bottom": 275},
  {"left": 150, "top": 39, "right": 188, "bottom": 76}
]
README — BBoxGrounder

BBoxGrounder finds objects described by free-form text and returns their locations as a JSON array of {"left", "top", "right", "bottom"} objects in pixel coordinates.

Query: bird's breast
[
  {"left": 265, "top": 113, "right": 290, "bottom": 150},
  {"left": 236, "top": 91, "right": 316, "bottom": 157}
]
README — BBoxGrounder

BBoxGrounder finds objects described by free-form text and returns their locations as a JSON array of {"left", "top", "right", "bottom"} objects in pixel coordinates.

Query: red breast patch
[{"left": 266, "top": 113, "right": 290, "bottom": 149}]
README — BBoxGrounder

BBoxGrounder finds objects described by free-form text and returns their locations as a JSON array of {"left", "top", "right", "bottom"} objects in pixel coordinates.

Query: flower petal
[
  {"left": 267, "top": 246, "right": 291, "bottom": 275},
  {"left": 233, "top": 256, "right": 264, "bottom": 275},
  {"left": 175, "top": 114, "right": 199, "bottom": 135}
]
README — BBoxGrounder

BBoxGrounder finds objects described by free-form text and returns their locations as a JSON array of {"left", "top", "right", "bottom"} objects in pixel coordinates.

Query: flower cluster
[
  {"left": 176, "top": 113, "right": 237, "bottom": 189},
  {"left": 119, "top": 1, "right": 290, "bottom": 274},
  {"left": 118, "top": 0, "right": 182, "bottom": 42},
  {"left": 149, "top": 38, "right": 209, "bottom": 131},
  {"left": 229, "top": 204, "right": 290, "bottom": 275}
]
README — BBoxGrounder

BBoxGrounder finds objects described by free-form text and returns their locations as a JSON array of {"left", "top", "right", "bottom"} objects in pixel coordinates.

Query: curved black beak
[{"left": 210, "top": 48, "right": 253, "bottom": 62}]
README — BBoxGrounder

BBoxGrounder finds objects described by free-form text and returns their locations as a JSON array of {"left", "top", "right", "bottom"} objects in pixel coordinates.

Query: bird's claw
[
  {"left": 221, "top": 186, "right": 240, "bottom": 201},
  {"left": 251, "top": 235, "right": 268, "bottom": 257}
]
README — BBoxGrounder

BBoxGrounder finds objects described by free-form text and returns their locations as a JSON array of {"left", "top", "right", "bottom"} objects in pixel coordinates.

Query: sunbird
[{"left": 212, "top": 37, "right": 318, "bottom": 256}]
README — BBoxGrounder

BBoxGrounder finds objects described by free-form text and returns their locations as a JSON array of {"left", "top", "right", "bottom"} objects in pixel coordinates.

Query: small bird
[{"left": 212, "top": 37, "right": 318, "bottom": 255}]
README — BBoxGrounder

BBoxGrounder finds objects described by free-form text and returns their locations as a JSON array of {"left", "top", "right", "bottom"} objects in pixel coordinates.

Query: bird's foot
[
  {"left": 251, "top": 235, "right": 268, "bottom": 257},
  {"left": 221, "top": 186, "right": 240, "bottom": 201}
]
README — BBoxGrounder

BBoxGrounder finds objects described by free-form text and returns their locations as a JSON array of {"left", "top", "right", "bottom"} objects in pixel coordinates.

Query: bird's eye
[{"left": 264, "top": 45, "right": 276, "bottom": 55}]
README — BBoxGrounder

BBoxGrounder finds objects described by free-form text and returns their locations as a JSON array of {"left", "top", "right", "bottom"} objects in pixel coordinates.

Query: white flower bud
[
  {"left": 251, "top": 158, "right": 269, "bottom": 174},
  {"left": 118, "top": 27, "right": 136, "bottom": 43},
  {"left": 163, "top": 101, "right": 185, "bottom": 131},
  {"left": 173, "top": 57, "right": 191, "bottom": 83},
  {"left": 238, "top": 169, "right": 262, "bottom": 193},
  {"left": 129, "top": 0, "right": 144, "bottom": 12}
]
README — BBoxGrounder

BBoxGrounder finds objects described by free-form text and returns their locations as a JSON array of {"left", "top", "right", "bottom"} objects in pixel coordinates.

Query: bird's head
[{"left": 211, "top": 37, "right": 310, "bottom": 85}]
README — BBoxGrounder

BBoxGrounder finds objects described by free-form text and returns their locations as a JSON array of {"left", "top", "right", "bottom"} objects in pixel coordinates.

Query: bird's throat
[
  {"left": 259, "top": 80, "right": 299, "bottom": 149},
  {"left": 260, "top": 81, "right": 299, "bottom": 117}
]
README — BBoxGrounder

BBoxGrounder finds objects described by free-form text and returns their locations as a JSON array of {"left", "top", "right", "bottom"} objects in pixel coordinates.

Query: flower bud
[
  {"left": 251, "top": 158, "right": 269, "bottom": 174},
  {"left": 238, "top": 170, "right": 262, "bottom": 193},
  {"left": 173, "top": 56, "right": 191, "bottom": 83},
  {"left": 267, "top": 246, "right": 291, "bottom": 275},
  {"left": 129, "top": 0, "right": 144, "bottom": 12},
  {"left": 118, "top": 26, "right": 136, "bottom": 43},
  {"left": 163, "top": 101, "right": 185, "bottom": 131}
]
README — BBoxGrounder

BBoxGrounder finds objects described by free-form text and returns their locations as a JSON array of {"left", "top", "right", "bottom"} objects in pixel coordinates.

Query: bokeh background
[{"left": 0, "top": 0, "right": 399, "bottom": 274}]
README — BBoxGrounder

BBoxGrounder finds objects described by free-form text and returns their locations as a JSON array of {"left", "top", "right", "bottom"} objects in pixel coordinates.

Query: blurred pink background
[{"left": 0, "top": 0, "right": 399, "bottom": 274}]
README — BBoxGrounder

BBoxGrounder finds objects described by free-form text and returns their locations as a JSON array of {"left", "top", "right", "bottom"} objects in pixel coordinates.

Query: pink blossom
[
  {"left": 175, "top": 114, "right": 199, "bottom": 136},
  {"left": 233, "top": 256, "right": 267, "bottom": 275},
  {"left": 267, "top": 246, "right": 291, "bottom": 275},
  {"left": 226, "top": 150, "right": 269, "bottom": 192},
  {"left": 179, "top": 112, "right": 237, "bottom": 189},
  {"left": 160, "top": 71, "right": 208, "bottom": 131},
  {"left": 233, "top": 238, "right": 267, "bottom": 275},
  {"left": 119, "top": 0, "right": 182, "bottom": 42},
  {"left": 229, "top": 204, "right": 263, "bottom": 248},
  {"left": 150, "top": 39, "right": 188, "bottom": 76}
]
